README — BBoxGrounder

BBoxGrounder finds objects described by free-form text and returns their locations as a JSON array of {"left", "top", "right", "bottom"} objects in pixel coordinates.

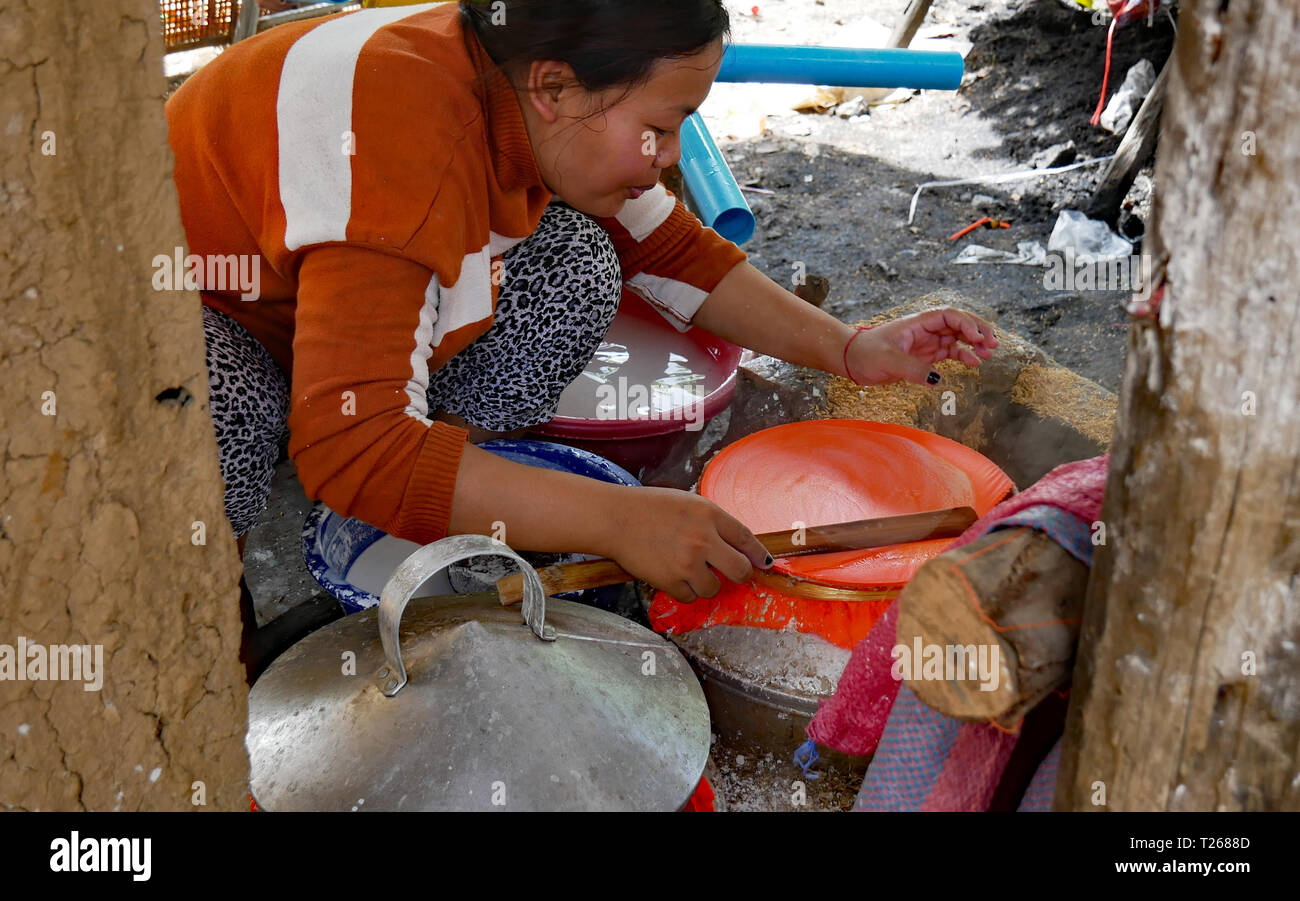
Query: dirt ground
[
  {"left": 198, "top": 0, "right": 1177, "bottom": 811},
  {"left": 713, "top": 0, "right": 1174, "bottom": 395}
]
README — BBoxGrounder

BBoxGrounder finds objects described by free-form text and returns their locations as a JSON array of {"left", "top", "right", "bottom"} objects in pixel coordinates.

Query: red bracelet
[{"left": 842, "top": 325, "right": 875, "bottom": 384}]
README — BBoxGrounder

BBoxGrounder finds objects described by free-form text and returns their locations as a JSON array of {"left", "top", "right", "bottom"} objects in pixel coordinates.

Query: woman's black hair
[{"left": 459, "top": 0, "right": 730, "bottom": 93}]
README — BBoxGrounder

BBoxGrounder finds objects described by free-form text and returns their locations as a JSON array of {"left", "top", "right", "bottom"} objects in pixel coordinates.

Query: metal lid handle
[{"left": 376, "top": 535, "right": 553, "bottom": 697}]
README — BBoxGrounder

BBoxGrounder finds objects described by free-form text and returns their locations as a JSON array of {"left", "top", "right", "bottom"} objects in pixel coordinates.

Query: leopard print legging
[{"left": 204, "top": 204, "right": 622, "bottom": 538}]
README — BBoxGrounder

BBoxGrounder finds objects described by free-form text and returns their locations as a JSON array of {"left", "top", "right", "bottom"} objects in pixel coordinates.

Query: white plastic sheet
[
  {"left": 952, "top": 241, "right": 1048, "bottom": 265},
  {"left": 1047, "top": 210, "right": 1134, "bottom": 264}
]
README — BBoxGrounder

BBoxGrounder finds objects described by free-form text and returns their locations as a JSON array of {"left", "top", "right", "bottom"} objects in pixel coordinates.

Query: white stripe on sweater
[
  {"left": 404, "top": 273, "right": 440, "bottom": 424},
  {"left": 277, "top": 4, "right": 438, "bottom": 251},
  {"left": 403, "top": 233, "right": 524, "bottom": 421},
  {"left": 614, "top": 184, "right": 676, "bottom": 243},
  {"left": 626, "top": 272, "right": 707, "bottom": 333},
  {"left": 431, "top": 246, "right": 492, "bottom": 349}
]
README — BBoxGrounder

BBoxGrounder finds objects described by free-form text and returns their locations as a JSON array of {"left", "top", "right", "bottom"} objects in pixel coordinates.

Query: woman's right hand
[
  {"left": 603, "top": 487, "right": 772, "bottom": 603},
  {"left": 448, "top": 445, "right": 770, "bottom": 603}
]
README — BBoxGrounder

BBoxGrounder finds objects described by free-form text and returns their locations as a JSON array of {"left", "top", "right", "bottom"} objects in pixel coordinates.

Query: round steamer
[
  {"left": 650, "top": 420, "right": 1014, "bottom": 769},
  {"left": 699, "top": 419, "right": 1015, "bottom": 589},
  {"left": 252, "top": 536, "right": 711, "bottom": 812}
]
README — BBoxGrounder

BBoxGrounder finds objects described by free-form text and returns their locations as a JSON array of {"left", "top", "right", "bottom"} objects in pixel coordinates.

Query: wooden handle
[{"left": 495, "top": 506, "right": 977, "bottom": 606}]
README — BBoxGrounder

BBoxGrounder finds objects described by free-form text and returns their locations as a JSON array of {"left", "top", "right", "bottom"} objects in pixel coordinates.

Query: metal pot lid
[{"left": 248, "top": 535, "right": 711, "bottom": 811}]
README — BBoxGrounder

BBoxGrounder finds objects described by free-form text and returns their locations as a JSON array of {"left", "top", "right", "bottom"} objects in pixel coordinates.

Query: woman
[{"left": 167, "top": 0, "right": 998, "bottom": 607}]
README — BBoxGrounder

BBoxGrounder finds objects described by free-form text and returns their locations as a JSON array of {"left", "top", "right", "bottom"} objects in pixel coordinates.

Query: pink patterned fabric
[
  {"left": 947, "top": 453, "right": 1110, "bottom": 546},
  {"left": 917, "top": 721, "right": 1020, "bottom": 811},
  {"left": 807, "top": 455, "right": 1110, "bottom": 804},
  {"left": 806, "top": 602, "right": 903, "bottom": 756}
]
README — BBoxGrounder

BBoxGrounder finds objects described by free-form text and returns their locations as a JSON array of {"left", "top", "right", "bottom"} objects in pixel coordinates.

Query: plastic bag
[
  {"left": 1047, "top": 210, "right": 1134, "bottom": 264},
  {"left": 1099, "top": 59, "right": 1156, "bottom": 134},
  {"left": 952, "top": 241, "right": 1048, "bottom": 265}
]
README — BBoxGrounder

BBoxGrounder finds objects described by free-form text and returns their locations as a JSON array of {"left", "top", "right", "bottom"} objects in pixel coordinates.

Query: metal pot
[
  {"left": 672, "top": 625, "right": 871, "bottom": 775},
  {"left": 248, "top": 535, "right": 711, "bottom": 811}
]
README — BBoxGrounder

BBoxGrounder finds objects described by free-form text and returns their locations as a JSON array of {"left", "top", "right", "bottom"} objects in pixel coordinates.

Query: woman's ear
[{"left": 526, "top": 60, "right": 576, "bottom": 123}]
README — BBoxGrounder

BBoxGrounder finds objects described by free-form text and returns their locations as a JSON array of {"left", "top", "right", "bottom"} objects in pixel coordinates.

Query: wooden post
[
  {"left": 888, "top": 0, "right": 936, "bottom": 50},
  {"left": 1, "top": 0, "right": 250, "bottom": 810},
  {"left": 1056, "top": 0, "right": 1300, "bottom": 811},
  {"left": 233, "top": 0, "right": 261, "bottom": 42},
  {"left": 1085, "top": 60, "right": 1170, "bottom": 227}
]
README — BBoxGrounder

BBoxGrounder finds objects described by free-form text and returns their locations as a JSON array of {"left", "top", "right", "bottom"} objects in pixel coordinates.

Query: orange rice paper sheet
[
  {"left": 649, "top": 420, "right": 1014, "bottom": 648},
  {"left": 649, "top": 579, "right": 896, "bottom": 650}
]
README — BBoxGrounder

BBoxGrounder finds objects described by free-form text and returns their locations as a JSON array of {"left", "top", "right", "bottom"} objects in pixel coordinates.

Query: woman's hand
[
  {"left": 603, "top": 487, "right": 771, "bottom": 603},
  {"left": 844, "top": 306, "right": 999, "bottom": 386},
  {"left": 449, "top": 446, "right": 767, "bottom": 602}
]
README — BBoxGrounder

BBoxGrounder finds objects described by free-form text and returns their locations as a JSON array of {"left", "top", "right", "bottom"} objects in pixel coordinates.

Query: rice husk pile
[
  {"left": 1012, "top": 363, "right": 1117, "bottom": 450},
  {"left": 821, "top": 315, "right": 978, "bottom": 427},
  {"left": 821, "top": 317, "right": 1117, "bottom": 455}
]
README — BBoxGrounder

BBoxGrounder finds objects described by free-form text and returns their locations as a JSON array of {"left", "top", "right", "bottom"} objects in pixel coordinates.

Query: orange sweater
[{"left": 166, "top": 3, "right": 745, "bottom": 543}]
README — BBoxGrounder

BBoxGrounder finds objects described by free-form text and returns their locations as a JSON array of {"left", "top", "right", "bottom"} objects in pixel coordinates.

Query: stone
[
  {"left": 834, "top": 96, "right": 868, "bottom": 118},
  {"left": 793, "top": 274, "right": 831, "bottom": 307},
  {"left": 1031, "top": 140, "right": 1078, "bottom": 169}
]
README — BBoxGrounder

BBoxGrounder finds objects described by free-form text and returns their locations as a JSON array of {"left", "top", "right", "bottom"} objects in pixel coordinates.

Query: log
[
  {"left": 1057, "top": 0, "right": 1300, "bottom": 811},
  {"left": 895, "top": 528, "right": 1089, "bottom": 723},
  {"left": 1085, "top": 59, "right": 1170, "bottom": 227},
  {"left": 887, "top": 0, "right": 936, "bottom": 50}
]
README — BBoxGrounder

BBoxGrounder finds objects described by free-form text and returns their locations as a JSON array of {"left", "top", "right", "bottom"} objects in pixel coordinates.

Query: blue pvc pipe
[
  {"left": 717, "top": 44, "right": 964, "bottom": 90},
  {"left": 677, "top": 113, "right": 755, "bottom": 246},
  {"left": 676, "top": 45, "right": 964, "bottom": 246}
]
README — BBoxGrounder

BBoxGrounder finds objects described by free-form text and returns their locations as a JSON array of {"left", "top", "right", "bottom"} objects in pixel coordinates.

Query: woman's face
[{"left": 523, "top": 40, "right": 725, "bottom": 219}]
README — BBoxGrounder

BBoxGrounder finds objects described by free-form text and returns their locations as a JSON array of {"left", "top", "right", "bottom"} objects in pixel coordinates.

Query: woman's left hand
[{"left": 843, "top": 306, "right": 1000, "bottom": 386}]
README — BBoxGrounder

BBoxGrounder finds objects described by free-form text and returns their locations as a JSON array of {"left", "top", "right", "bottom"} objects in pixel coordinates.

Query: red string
[
  {"left": 842, "top": 325, "right": 875, "bottom": 384},
  {"left": 1089, "top": 18, "right": 1118, "bottom": 126}
]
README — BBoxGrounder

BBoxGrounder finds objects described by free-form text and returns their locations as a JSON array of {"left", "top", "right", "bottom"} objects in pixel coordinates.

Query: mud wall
[{"left": 1, "top": 0, "right": 249, "bottom": 810}]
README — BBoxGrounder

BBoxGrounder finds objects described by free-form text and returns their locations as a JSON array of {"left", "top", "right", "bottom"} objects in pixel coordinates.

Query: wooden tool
[{"left": 495, "top": 506, "right": 978, "bottom": 606}]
